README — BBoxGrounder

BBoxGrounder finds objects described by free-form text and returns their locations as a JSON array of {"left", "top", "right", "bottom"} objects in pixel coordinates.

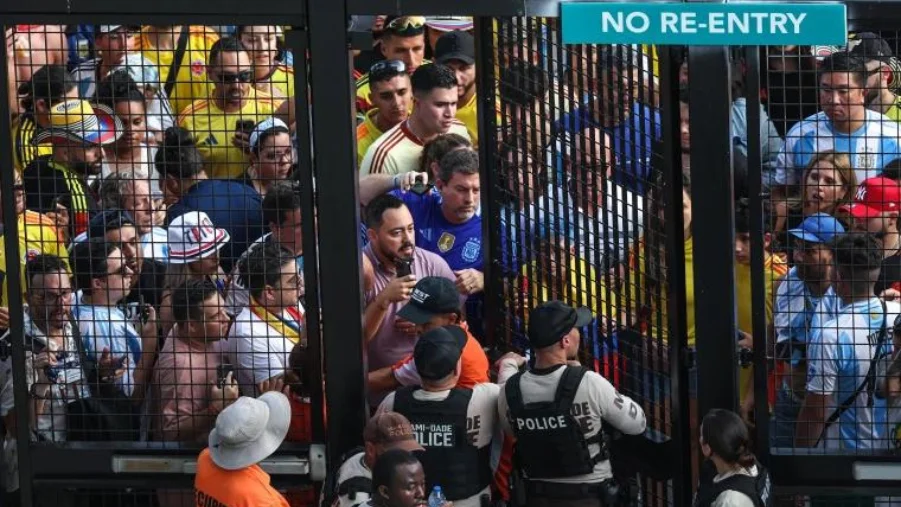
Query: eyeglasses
[
  {"left": 31, "top": 290, "right": 73, "bottom": 303},
  {"left": 263, "top": 149, "right": 295, "bottom": 162},
  {"left": 385, "top": 16, "right": 426, "bottom": 34},
  {"left": 370, "top": 59, "right": 407, "bottom": 78},
  {"left": 216, "top": 70, "right": 254, "bottom": 84}
]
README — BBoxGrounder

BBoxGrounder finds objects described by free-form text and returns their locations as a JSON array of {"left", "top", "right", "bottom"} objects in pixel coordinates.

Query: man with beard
[
  {"left": 848, "top": 33, "right": 901, "bottom": 122},
  {"left": 23, "top": 99, "right": 122, "bottom": 239},
  {"left": 362, "top": 194, "right": 458, "bottom": 405},
  {"left": 775, "top": 52, "right": 901, "bottom": 188},
  {"left": 433, "top": 31, "right": 478, "bottom": 145},
  {"left": 178, "top": 36, "right": 276, "bottom": 180},
  {"left": 497, "top": 301, "right": 647, "bottom": 507},
  {"left": 360, "top": 63, "right": 470, "bottom": 176},
  {"left": 357, "top": 60, "right": 412, "bottom": 167},
  {"left": 361, "top": 149, "right": 485, "bottom": 336},
  {"left": 772, "top": 213, "right": 845, "bottom": 447}
]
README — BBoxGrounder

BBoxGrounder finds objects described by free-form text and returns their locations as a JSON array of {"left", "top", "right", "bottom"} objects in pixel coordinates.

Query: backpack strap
[{"left": 164, "top": 26, "right": 190, "bottom": 97}]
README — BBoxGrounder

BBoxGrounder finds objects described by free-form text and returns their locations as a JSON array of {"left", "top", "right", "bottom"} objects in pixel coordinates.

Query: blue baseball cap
[{"left": 787, "top": 212, "right": 846, "bottom": 244}]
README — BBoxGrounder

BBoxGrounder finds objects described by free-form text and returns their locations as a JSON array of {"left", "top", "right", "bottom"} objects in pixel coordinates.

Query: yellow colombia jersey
[
  {"left": 735, "top": 253, "right": 788, "bottom": 404},
  {"left": 356, "top": 109, "right": 384, "bottom": 167},
  {"left": 627, "top": 236, "right": 696, "bottom": 347},
  {"left": 178, "top": 90, "right": 276, "bottom": 180},
  {"left": 521, "top": 257, "right": 609, "bottom": 322},
  {"left": 456, "top": 94, "right": 479, "bottom": 147},
  {"left": 11, "top": 114, "right": 52, "bottom": 175},
  {"left": 0, "top": 211, "right": 68, "bottom": 307},
  {"left": 264, "top": 64, "right": 295, "bottom": 107},
  {"left": 141, "top": 26, "right": 219, "bottom": 117}
]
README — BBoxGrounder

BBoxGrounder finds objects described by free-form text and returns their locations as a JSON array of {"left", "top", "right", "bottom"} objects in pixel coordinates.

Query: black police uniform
[
  {"left": 393, "top": 386, "right": 492, "bottom": 502},
  {"left": 505, "top": 365, "right": 612, "bottom": 506}
]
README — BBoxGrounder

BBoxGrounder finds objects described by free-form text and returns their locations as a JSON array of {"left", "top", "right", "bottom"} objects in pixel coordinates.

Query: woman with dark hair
[
  {"left": 236, "top": 25, "right": 293, "bottom": 104},
  {"left": 695, "top": 409, "right": 770, "bottom": 507}
]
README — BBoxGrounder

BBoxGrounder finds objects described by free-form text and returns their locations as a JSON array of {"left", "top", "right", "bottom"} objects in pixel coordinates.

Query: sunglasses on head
[
  {"left": 217, "top": 70, "right": 254, "bottom": 84},
  {"left": 370, "top": 60, "right": 406, "bottom": 78},
  {"left": 386, "top": 16, "right": 426, "bottom": 34}
]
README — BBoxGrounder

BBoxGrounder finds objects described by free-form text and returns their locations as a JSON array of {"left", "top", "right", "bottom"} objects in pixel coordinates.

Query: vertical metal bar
[
  {"left": 474, "top": 16, "right": 500, "bottom": 351},
  {"left": 687, "top": 45, "right": 738, "bottom": 415},
  {"left": 306, "top": 0, "right": 367, "bottom": 461},
  {"left": 0, "top": 23, "right": 34, "bottom": 507},
  {"left": 660, "top": 46, "right": 692, "bottom": 507},
  {"left": 284, "top": 27, "right": 325, "bottom": 444}
]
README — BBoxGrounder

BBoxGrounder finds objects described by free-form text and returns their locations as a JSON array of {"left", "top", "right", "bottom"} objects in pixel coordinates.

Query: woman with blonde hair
[{"left": 774, "top": 150, "right": 857, "bottom": 245}]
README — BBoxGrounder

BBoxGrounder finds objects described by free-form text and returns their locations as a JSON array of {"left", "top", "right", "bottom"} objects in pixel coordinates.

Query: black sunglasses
[{"left": 217, "top": 70, "right": 254, "bottom": 84}]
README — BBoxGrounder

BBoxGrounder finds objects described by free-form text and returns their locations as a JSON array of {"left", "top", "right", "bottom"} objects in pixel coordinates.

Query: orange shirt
[
  {"left": 194, "top": 448, "right": 290, "bottom": 507},
  {"left": 391, "top": 323, "right": 489, "bottom": 389}
]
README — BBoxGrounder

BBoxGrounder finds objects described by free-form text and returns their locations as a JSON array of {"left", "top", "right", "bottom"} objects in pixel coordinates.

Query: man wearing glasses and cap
[
  {"left": 498, "top": 301, "right": 646, "bottom": 507},
  {"left": 356, "top": 16, "right": 428, "bottom": 114},
  {"left": 178, "top": 36, "right": 276, "bottom": 180},
  {"left": 848, "top": 32, "right": 901, "bottom": 122},
  {"left": 357, "top": 60, "right": 412, "bottom": 167},
  {"left": 23, "top": 98, "right": 123, "bottom": 239}
]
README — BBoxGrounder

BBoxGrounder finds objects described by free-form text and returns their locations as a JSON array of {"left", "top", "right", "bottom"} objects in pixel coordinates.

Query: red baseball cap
[{"left": 839, "top": 177, "right": 901, "bottom": 220}]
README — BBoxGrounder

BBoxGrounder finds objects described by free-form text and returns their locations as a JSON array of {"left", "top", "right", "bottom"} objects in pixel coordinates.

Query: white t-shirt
[
  {"left": 376, "top": 381, "right": 506, "bottom": 507},
  {"left": 224, "top": 306, "right": 298, "bottom": 395},
  {"left": 497, "top": 363, "right": 647, "bottom": 483}
]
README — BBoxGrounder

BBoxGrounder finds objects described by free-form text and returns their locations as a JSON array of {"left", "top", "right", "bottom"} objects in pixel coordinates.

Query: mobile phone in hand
[
  {"left": 395, "top": 259, "right": 413, "bottom": 278},
  {"left": 217, "top": 363, "right": 235, "bottom": 388}
]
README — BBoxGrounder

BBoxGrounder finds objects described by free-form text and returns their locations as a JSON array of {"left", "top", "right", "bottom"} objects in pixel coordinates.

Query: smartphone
[
  {"left": 217, "top": 363, "right": 235, "bottom": 388},
  {"left": 410, "top": 174, "right": 430, "bottom": 195},
  {"left": 395, "top": 259, "right": 413, "bottom": 278},
  {"left": 138, "top": 295, "right": 150, "bottom": 326},
  {"left": 235, "top": 120, "right": 256, "bottom": 135}
]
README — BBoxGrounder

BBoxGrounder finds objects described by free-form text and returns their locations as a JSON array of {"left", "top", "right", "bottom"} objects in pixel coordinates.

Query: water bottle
[{"left": 428, "top": 485, "right": 446, "bottom": 507}]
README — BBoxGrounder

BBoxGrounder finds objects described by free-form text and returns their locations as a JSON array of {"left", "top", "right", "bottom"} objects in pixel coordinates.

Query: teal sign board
[{"left": 561, "top": 2, "right": 847, "bottom": 46}]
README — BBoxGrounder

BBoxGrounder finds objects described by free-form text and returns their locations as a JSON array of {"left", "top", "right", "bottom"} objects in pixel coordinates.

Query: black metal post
[
  {"left": 306, "top": 0, "right": 368, "bottom": 462},
  {"left": 660, "top": 46, "right": 693, "bottom": 507},
  {"left": 687, "top": 46, "right": 738, "bottom": 415},
  {"left": 0, "top": 23, "right": 34, "bottom": 507},
  {"left": 743, "top": 45, "right": 771, "bottom": 463}
]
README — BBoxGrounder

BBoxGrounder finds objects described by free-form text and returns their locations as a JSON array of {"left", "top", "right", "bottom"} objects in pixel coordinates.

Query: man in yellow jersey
[
  {"left": 356, "top": 16, "right": 427, "bottom": 113},
  {"left": 0, "top": 171, "right": 68, "bottom": 313},
  {"left": 357, "top": 60, "right": 412, "bottom": 167},
  {"left": 178, "top": 37, "right": 276, "bottom": 180},
  {"left": 141, "top": 25, "right": 219, "bottom": 116},
  {"left": 24, "top": 99, "right": 123, "bottom": 240},
  {"left": 360, "top": 64, "right": 469, "bottom": 176},
  {"left": 849, "top": 33, "right": 901, "bottom": 122},
  {"left": 11, "top": 65, "right": 79, "bottom": 174},
  {"left": 434, "top": 31, "right": 478, "bottom": 145}
]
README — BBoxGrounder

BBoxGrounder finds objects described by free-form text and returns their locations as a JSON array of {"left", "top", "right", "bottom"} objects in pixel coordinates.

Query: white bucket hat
[
  {"left": 167, "top": 211, "right": 230, "bottom": 264},
  {"left": 209, "top": 392, "right": 291, "bottom": 470}
]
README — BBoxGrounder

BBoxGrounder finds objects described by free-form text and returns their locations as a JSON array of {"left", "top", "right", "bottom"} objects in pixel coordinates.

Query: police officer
[
  {"left": 498, "top": 301, "right": 647, "bottom": 507},
  {"left": 377, "top": 325, "right": 522, "bottom": 507}
]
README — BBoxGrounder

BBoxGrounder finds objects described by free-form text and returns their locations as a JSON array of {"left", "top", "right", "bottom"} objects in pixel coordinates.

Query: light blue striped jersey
[
  {"left": 775, "top": 110, "right": 901, "bottom": 186},
  {"left": 774, "top": 268, "right": 841, "bottom": 366},
  {"left": 807, "top": 297, "right": 898, "bottom": 450},
  {"left": 73, "top": 303, "right": 143, "bottom": 397}
]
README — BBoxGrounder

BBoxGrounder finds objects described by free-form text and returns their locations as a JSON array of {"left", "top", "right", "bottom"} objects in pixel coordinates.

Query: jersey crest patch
[
  {"left": 437, "top": 232, "right": 455, "bottom": 253},
  {"left": 461, "top": 238, "right": 481, "bottom": 263}
]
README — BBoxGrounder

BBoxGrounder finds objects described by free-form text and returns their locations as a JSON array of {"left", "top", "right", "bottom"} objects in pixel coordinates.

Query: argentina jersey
[
  {"left": 73, "top": 303, "right": 143, "bottom": 397},
  {"left": 807, "top": 298, "right": 899, "bottom": 450},
  {"left": 775, "top": 109, "right": 901, "bottom": 186},
  {"left": 392, "top": 190, "right": 483, "bottom": 271}
]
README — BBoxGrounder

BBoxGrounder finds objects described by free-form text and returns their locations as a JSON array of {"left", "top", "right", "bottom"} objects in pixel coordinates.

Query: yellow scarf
[{"left": 249, "top": 298, "right": 301, "bottom": 345}]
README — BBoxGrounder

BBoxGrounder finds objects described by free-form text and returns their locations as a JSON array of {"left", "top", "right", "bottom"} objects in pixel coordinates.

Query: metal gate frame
[{"left": 744, "top": 1, "right": 901, "bottom": 495}]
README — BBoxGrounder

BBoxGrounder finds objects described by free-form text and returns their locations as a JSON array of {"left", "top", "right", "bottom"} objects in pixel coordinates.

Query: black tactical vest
[
  {"left": 505, "top": 365, "right": 605, "bottom": 478},
  {"left": 694, "top": 459, "right": 770, "bottom": 507},
  {"left": 393, "top": 387, "right": 492, "bottom": 501}
]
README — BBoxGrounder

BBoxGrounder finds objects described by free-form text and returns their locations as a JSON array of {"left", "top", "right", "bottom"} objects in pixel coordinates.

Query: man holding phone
[
  {"left": 152, "top": 278, "right": 236, "bottom": 444},
  {"left": 178, "top": 36, "right": 276, "bottom": 180}
]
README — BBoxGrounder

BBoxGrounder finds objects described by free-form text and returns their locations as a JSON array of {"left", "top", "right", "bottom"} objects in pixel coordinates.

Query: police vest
[
  {"left": 393, "top": 387, "right": 492, "bottom": 501},
  {"left": 694, "top": 459, "right": 771, "bottom": 507},
  {"left": 505, "top": 365, "right": 606, "bottom": 479}
]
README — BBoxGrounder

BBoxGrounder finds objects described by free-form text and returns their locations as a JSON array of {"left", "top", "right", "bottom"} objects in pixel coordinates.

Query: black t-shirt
[{"left": 876, "top": 252, "right": 901, "bottom": 296}]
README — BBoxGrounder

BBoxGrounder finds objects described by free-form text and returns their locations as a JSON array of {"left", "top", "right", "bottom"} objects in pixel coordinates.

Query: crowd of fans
[{"left": 1, "top": 13, "right": 901, "bottom": 507}]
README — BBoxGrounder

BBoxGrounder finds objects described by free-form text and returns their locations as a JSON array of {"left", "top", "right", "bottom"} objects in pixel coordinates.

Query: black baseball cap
[
  {"left": 434, "top": 31, "right": 475, "bottom": 66},
  {"left": 849, "top": 32, "right": 894, "bottom": 62},
  {"left": 527, "top": 301, "right": 593, "bottom": 349},
  {"left": 88, "top": 209, "right": 136, "bottom": 240},
  {"left": 413, "top": 325, "right": 466, "bottom": 381},
  {"left": 397, "top": 277, "right": 460, "bottom": 325}
]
